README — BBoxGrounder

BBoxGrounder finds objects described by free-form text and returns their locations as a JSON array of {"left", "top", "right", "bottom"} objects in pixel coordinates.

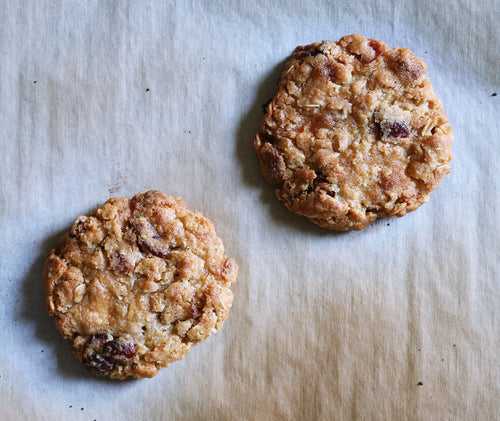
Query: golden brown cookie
[
  {"left": 45, "top": 191, "right": 237, "bottom": 379},
  {"left": 254, "top": 34, "right": 453, "bottom": 231}
]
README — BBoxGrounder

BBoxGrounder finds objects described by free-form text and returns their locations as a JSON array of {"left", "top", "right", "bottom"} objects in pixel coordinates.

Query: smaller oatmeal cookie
[
  {"left": 254, "top": 34, "right": 453, "bottom": 230},
  {"left": 45, "top": 191, "right": 237, "bottom": 379}
]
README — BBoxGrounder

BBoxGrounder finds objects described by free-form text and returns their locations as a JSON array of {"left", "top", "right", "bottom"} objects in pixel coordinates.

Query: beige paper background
[{"left": 1, "top": 1, "right": 499, "bottom": 420}]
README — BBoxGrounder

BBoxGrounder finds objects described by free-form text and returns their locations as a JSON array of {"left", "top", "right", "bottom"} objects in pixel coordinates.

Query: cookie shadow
[
  {"left": 19, "top": 227, "right": 135, "bottom": 385},
  {"left": 235, "top": 61, "right": 343, "bottom": 237}
]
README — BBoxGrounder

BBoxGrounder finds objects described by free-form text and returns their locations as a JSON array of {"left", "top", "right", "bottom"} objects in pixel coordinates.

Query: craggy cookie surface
[
  {"left": 45, "top": 191, "right": 237, "bottom": 379},
  {"left": 254, "top": 34, "right": 452, "bottom": 230}
]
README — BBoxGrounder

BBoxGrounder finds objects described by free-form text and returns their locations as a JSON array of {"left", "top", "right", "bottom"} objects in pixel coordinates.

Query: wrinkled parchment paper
[{"left": 1, "top": 1, "right": 499, "bottom": 420}]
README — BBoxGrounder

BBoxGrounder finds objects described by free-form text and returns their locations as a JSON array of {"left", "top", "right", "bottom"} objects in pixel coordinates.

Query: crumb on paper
[
  {"left": 108, "top": 184, "right": 121, "bottom": 194},
  {"left": 108, "top": 174, "right": 127, "bottom": 195}
]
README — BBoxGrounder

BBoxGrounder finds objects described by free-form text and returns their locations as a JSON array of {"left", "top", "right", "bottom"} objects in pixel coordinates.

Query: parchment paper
[{"left": 1, "top": 1, "right": 499, "bottom": 420}]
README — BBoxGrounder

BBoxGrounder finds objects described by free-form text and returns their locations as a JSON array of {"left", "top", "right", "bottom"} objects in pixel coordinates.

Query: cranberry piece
[
  {"left": 119, "top": 342, "right": 136, "bottom": 358},
  {"left": 191, "top": 304, "right": 201, "bottom": 319},
  {"left": 376, "top": 120, "right": 410, "bottom": 139},
  {"left": 293, "top": 45, "right": 323, "bottom": 59},
  {"left": 103, "top": 340, "right": 136, "bottom": 359},
  {"left": 132, "top": 217, "right": 172, "bottom": 257},
  {"left": 85, "top": 352, "right": 114, "bottom": 374},
  {"left": 82, "top": 334, "right": 136, "bottom": 375},
  {"left": 109, "top": 251, "right": 134, "bottom": 274},
  {"left": 257, "top": 142, "right": 287, "bottom": 186},
  {"left": 383, "top": 121, "right": 410, "bottom": 138}
]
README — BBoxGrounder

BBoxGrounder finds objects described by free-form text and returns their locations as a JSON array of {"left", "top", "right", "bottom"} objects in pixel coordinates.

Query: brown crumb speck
[{"left": 417, "top": 382, "right": 423, "bottom": 386}]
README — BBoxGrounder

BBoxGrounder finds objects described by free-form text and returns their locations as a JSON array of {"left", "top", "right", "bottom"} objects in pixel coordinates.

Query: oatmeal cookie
[
  {"left": 45, "top": 191, "right": 237, "bottom": 379},
  {"left": 254, "top": 34, "right": 452, "bottom": 230}
]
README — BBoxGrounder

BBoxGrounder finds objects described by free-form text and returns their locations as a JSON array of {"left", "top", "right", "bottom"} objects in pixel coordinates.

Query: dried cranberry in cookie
[
  {"left": 45, "top": 191, "right": 237, "bottom": 379},
  {"left": 81, "top": 334, "right": 136, "bottom": 376},
  {"left": 254, "top": 34, "right": 452, "bottom": 230}
]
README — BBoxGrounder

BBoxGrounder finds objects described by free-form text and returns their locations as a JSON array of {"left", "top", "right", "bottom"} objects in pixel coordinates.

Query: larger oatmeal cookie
[
  {"left": 254, "top": 34, "right": 453, "bottom": 231},
  {"left": 45, "top": 191, "right": 237, "bottom": 379}
]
